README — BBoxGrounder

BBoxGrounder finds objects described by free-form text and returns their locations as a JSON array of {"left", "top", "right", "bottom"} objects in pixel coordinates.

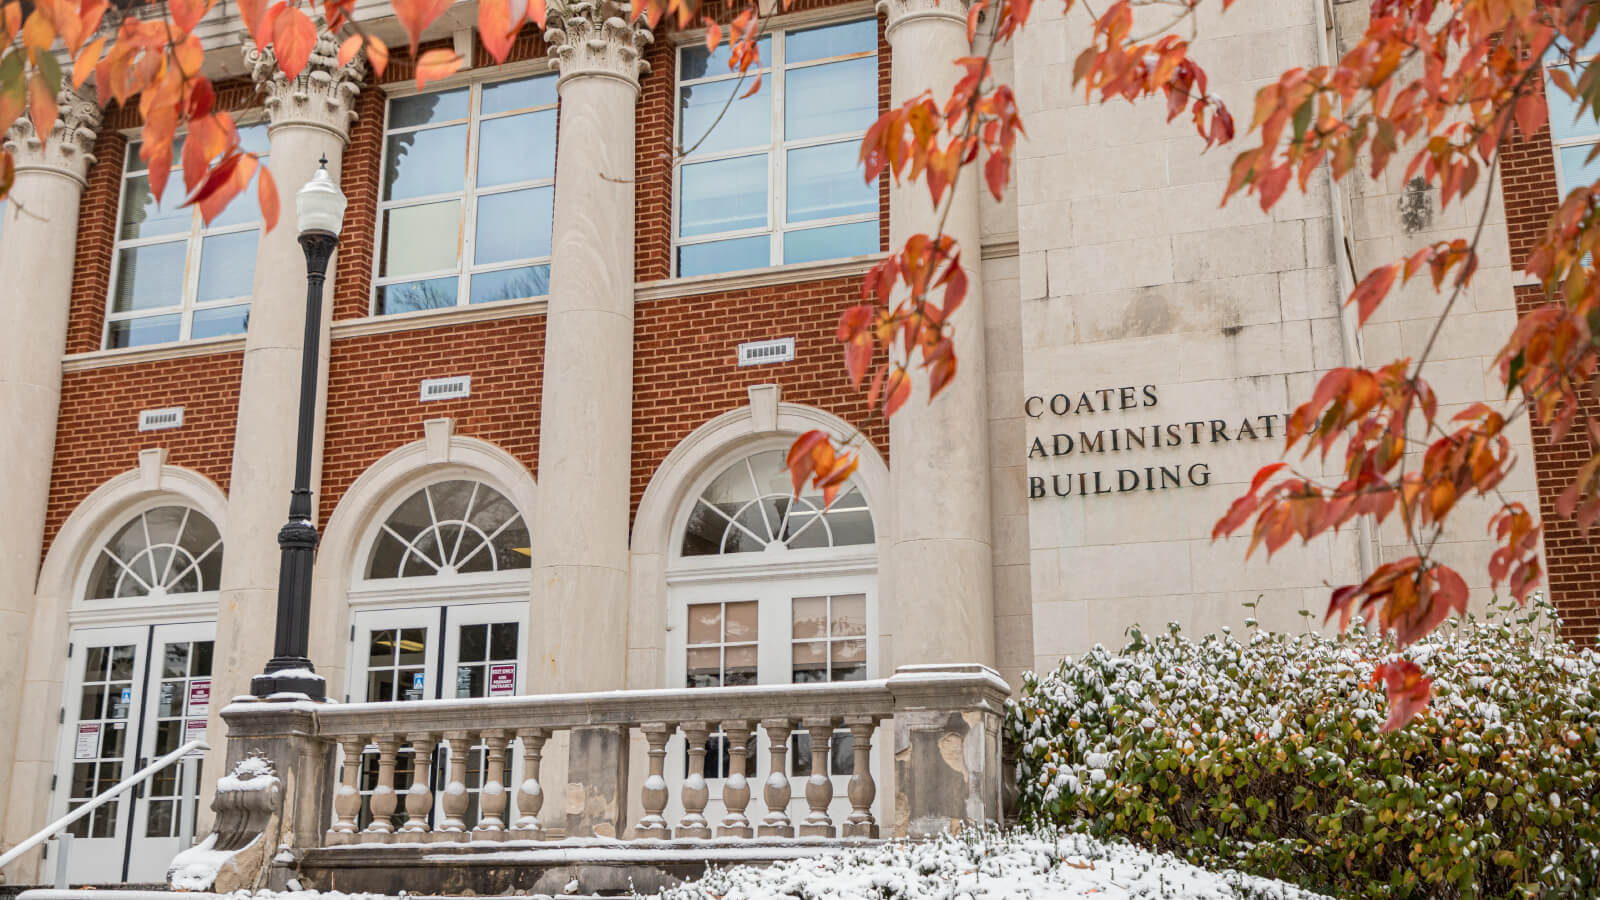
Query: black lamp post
[{"left": 250, "top": 156, "right": 345, "bottom": 701}]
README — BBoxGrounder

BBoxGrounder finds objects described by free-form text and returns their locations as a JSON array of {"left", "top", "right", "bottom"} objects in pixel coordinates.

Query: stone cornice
[
  {"left": 4, "top": 84, "right": 102, "bottom": 187},
  {"left": 545, "top": 0, "right": 654, "bottom": 92},
  {"left": 876, "top": 0, "right": 968, "bottom": 37},
  {"left": 245, "top": 30, "right": 365, "bottom": 141}
]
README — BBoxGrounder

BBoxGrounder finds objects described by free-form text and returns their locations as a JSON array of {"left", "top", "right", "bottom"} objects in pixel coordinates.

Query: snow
[
  {"left": 650, "top": 831, "right": 1334, "bottom": 900},
  {"left": 167, "top": 834, "right": 243, "bottom": 891}
]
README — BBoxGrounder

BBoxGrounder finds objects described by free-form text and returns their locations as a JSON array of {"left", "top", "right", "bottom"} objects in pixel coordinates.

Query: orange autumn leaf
[
  {"left": 392, "top": 0, "right": 452, "bottom": 55},
  {"left": 256, "top": 162, "right": 279, "bottom": 232},
  {"left": 415, "top": 48, "right": 463, "bottom": 89},
  {"left": 271, "top": 5, "right": 317, "bottom": 80}
]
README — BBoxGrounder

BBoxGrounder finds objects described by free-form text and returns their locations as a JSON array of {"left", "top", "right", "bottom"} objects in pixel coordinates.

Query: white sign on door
[
  {"left": 187, "top": 679, "right": 211, "bottom": 717},
  {"left": 185, "top": 719, "right": 207, "bottom": 755},
  {"left": 74, "top": 723, "right": 100, "bottom": 760}
]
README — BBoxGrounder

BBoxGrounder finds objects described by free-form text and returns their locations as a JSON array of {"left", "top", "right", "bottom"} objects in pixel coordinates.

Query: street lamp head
[{"left": 296, "top": 155, "right": 346, "bottom": 238}]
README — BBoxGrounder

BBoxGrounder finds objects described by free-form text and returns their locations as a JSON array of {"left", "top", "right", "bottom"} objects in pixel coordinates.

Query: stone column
[
  {"left": 878, "top": 0, "right": 995, "bottom": 668},
  {"left": 536, "top": 1, "right": 650, "bottom": 839},
  {"left": 203, "top": 34, "right": 363, "bottom": 811},
  {"left": 0, "top": 86, "right": 100, "bottom": 857}
]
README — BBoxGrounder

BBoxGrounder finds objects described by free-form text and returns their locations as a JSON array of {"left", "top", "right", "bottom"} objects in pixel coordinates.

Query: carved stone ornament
[
  {"left": 167, "top": 754, "right": 283, "bottom": 892},
  {"left": 3, "top": 84, "right": 102, "bottom": 186},
  {"left": 544, "top": 0, "right": 654, "bottom": 92},
  {"left": 876, "top": 0, "right": 969, "bottom": 38},
  {"left": 244, "top": 29, "right": 365, "bottom": 141}
]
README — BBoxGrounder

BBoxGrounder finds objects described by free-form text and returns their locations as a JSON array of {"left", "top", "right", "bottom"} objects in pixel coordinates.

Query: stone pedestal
[
  {"left": 887, "top": 664, "right": 1008, "bottom": 837},
  {"left": 565, "top": 725, "right": 631, "bottom": 837},
  {"left": 0, "top": 86, "right": 100, "bottom": 869}
]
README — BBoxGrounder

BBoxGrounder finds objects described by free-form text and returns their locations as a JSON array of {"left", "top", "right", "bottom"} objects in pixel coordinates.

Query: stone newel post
[
  {"left": 204, "top": 33, "right": 364, "bottom": 817},
  {"left": 0, "top": 86, "right": 101, "bottom": 864},
  {"left": 536, "top": 0, "right": 651, "bottom": 838},
  {"left": 878, "top": 0, "right": 996, "bottom": 669}
]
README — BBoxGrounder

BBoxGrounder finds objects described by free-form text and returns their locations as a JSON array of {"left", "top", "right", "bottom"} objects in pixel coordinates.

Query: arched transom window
[
  {"left": 365, "top": 479, "right": 530, "bottom": 579},
  {"left": 86, "top": 506, "right": 223, "bottom": 600},
  {"left": 681, "top": 449, "right": 874, "bottom": 556}
]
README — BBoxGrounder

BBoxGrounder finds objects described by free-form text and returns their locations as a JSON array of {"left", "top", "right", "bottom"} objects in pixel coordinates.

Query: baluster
[
  {"left": 510, "top": 728, "right": 549, "bottom": 838},
  {"left": 326, "top": 737, "right": 365, "bottom": 845},
  {"left": 757, "top": 718, "right": 794, "bottom": 838},
  {"left": 798, "top": 717, "right": 836, "bottom": 837},
  {"left": 435, "top": 730, "right": 471, "bottom": 840},
  {"left": 716, "top": 720, "right": 754, "bottom": 838},
  {"left": 472, "top": 730, "right": 510, "bottom": 840},
  {"left": 637, "top": 723, "right": 673, "bottom": 838},
  {"left": 396, "top": 733, "right": 436, "bottom": 841},
  {"left": 676, "top": 721, "right": 711, "bottom": 839},
  {"left": 841, "top": 716, "right": 879, "bottom": 838},
  {"left": 361, "top": 738, "right": 400, "bottom": 841}
]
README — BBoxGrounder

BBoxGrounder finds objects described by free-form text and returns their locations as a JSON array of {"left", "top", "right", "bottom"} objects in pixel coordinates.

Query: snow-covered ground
[{"left": 651, "top": 830, "right": 1332, "bottom": 900}]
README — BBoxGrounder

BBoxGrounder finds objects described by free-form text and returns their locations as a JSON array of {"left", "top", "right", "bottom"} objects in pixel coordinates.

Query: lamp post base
[{"left": 251, "top": 660, "right": 328, "bottom": 702}]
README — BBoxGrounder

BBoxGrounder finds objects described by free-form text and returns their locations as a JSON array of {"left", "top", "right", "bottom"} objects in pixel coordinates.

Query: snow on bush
[
  {"left": 652, "top": 829, "right": 1332, "bottom": 899},
  {"left": 1007, "top": 598, "right": 1600, "bottom": 898}
]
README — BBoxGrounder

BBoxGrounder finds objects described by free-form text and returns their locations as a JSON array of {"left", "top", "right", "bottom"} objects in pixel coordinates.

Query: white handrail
[{"left": 0, "top": 739, "right": 209, "bottom": 870}]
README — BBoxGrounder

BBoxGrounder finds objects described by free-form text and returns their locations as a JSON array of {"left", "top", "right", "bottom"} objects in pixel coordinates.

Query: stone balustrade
[{"left": 216, "top": 663, "right": 1007, "bottom": 856}]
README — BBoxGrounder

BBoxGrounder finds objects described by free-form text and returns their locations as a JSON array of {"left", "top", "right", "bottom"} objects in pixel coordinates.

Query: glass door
[
  {"left": 127, "top": 622, "right": 214, "bottom": 881},
  {"left": 55, "top": 625, "right": 146, "bottom": 884}
]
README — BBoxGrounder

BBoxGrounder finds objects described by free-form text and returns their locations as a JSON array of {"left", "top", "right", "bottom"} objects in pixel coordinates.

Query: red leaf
[
  {"left": 984, "top": 148, "right": 1009, "bottom": 201},
  {"left": 786, "top": 430, "right": 831, "bottom": 495},
  {"left": 477, "top": 0, "right": 516, "bottom": 64},
  {"left": 1250, "top": 462, "right": 1287, "bottom": 494},
  {"left": 170, "top": 0, "right": 213, "bottom": 34},
  {"left": 26, "top": 73, "right": 57, "bottom": 150},
  {"left": 703, "top": 18, "right": 721, "bottom": 52},
  {"left": 239, "top": 0, "right": 271, "bottom": 47},
  {"left": 1348, "top": 262, "right": 1399, "bottom": 327},
  {"left": 393, "top": 0, "right": 452, "bottom": 54},
  {"left": 1514, "top": 92, "right": 1547, "bottom": 143},
  {"left": 1373, "top": 659, "right": 1431, "bottom": 732},
  {"left": 741, "top": 71, "right": 762, "bottom": 99},
  {"left": 525, "top": 0, "right": 546, "bottom": 27},
  {"left": 883, "top": 367, "right": 911, "bottom": 417},
  {"left": 73, "top": 36, "right": 105, "bottom": 89},
  {"left": 184, "top": 151, "right": 258, "bottom": 225},
  {"left": 257, "top": 162, "right": 279, "bottom": 231},
  {"left": 271, "top": 5, "right": 317, "bottom": 80},
  {"left": 415, "top": 48, "right": 463, "bottom": 88}
]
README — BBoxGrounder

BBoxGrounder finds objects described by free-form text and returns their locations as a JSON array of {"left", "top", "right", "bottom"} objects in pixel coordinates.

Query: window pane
[
  {"left": 489, "top": 623, "right": 518, "bottom": 660},
  {"left": 381, "top": 200, "right": 461, "bottom": 277},
  {"left": 686, "top": 647, "right": 721, "bottom": 687},
  {"left": 724, "top": 645, "right": 758, "bottom": 685},
  {"left": 832, "top": 594, "right": 867, "bottom": 636},
  {"left": 680, "top": 154, "right": 767, "bottom": 236},
  {"left": 792, "top": 641, "right": 827, "bottom": 682},
  {"left": 369, "top": 629, "right": 397, "bottom": 667},
  {"left": 481, "top": 74, "right": 558, "bottom": 114},
  {"left": 786, "top": 19, "right": 876, "bottom": 63},
  {"left": 113, "top": 241, "right": 187, "bottom": 312},
  {"left": 787, "top": 141, "right": 876, "bottom": 222},
  {"left": 389, "top": 89, "right": 470, "bottom": 129},
  {"left": 196, "top": 230, "right": 257, "bottom": 302},
  {"left": 680, "top": 37, "right": 770, "bottom": 81},
  {"left": 111, "top": 645, "right": 136, "bottom": 680},
  {"left": 120, "top": 174, "right": 191, "bottom": 239},
  {"left": 725, "top": 601, "right": 758, "bottom": 641},
  {"left": 384, "top": 126, "right": 467, "bottom": 200},
  {"left": 687, "top": 605, "right": 721, "bottom": 645},
  {"left": 784, "top": 220, "right": 878, "bottom": 265},
  {"left": 785, "top": 57, "right": 878, "bottom": 140},
  {"left": 398, "top": 629, "right": 427, "bottom": 666},
  {"left": 792, "top": 596, "right": 826, "bottom": 639},
  {"left": 829, "top": 730, "right": 854, "bottom": 775},
  {"left": 459, "top": 624, "right": 487, "bottom": 663},
  {"left": 678, "top": 235, "right": 770, "bottom": 277},
  {"left": 190, "top": 303, "right": 250, "bottom": 340},
  {"left": 475, "top": 187, "right": 553, "bottom": 264},
  {"left": 1560, "top": 143, "right": 1600, "bottom": 192},
  {"left": 469, "top": 265, "right": 549, "bottom": 303},
  {"left": 161, "top": 643, "right": 190, "bottom": 679},
  {"left": 679, "top": 79, "right": 770, "bottom": 156},
  {"left": 478, "top": 109, "right": 557, "bottom": 186},
  {"left": 1549, "top": 75, "right": 1600, "bottom": 143},
  {"left": 108, "top": 314, "right": 181, "bottom": 348},
  {"left": 237, "top": 122, "right": 270, "bottom": 155},
  {"left": 209, "top": 168, "right": 265, "bottom": 229}
]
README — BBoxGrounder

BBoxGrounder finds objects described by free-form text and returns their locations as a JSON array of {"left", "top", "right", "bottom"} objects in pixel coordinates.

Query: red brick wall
[
  {"left": 319, "top": 316, "right": 545, "bottom": 529},
  {"left": 1503, "top": 71, "right": 1600, "bottom": 642},
  {"left": 630, "top": 275, "right": 889, "bottom": 519},
  {"left": 42, "top": 354, "right": 243, "bottom": 557}
]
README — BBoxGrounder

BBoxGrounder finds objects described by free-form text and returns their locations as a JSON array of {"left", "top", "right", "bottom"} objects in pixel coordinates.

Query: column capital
[
  {"left": 244, "top": 31, "right": 365, "bottom": 142},
  {"left": 876, "top": 0, "right": 969, "bottom": 38},
  {"left": 3, "top": 84, "right": 102, "bottom": 187},
  {"left": 544, "top": 1, "right": 653, "bottom": 93}
]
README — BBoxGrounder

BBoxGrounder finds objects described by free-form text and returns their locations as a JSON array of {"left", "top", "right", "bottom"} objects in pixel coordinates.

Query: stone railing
[{"left": 216, "top": 664, "right": 1007, "bottom": 857}]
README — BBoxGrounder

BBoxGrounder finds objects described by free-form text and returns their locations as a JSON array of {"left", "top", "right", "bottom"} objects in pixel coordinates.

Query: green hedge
[{"left": 1005, "top": 600, "right": 1600, "bottom": 898}]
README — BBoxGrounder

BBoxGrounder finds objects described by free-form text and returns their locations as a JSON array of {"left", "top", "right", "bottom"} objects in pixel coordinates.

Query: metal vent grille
[
  {"left": 419, "top": 375, "right": 471, "bottom": 402},
  {"left": 738, "top": 337, "right": 796, "bottom": 367},
  {"left": 138, "top": 407, "right": 184, "bottom": 431}
]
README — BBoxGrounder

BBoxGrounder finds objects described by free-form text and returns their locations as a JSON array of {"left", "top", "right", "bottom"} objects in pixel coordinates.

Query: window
[
  {"left": 1547, "top": 34, "right": 1600, "bottom": 194},
  {"left": 790, "top": 593, "right": 866, "bottom": 682},
  {"left": 685, "top": 600, "right": 759, "bottom": 687},
  {"left": 66, "top": 644, "right": 136, "bottom": 837},
  {"left": 144, "top": 639, "right": 213, "bottom": 837},
  {"left": 674, "top": 18, "right": 880, "bottom": 277},
  {"left": 107, "top": 123, "right": 267, "bottom": 348},
  {"left": 680, "top": 449, "right": 874, "bottom": 555},
  {"left": 365, "top": 480, "right": 532, "bottom": 579},
  {"left": 374, "top": 73, "right": 557, "bottom": 314},
  {"left": 85, "top": 506, "right": 224, "bottom": 600}
]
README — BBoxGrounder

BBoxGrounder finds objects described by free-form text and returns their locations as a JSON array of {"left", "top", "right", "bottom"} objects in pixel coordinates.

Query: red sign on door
[
  {"left": 488, "top": 663, "right": 516, "bottom": 697},
  {"left": 187, "top": 679, "right": 211, "bottom": 717}
]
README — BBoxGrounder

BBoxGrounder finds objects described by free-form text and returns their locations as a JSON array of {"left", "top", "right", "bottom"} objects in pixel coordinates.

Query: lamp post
[{"left": 250, "top": 157, "right": 345, "bottom": 701}]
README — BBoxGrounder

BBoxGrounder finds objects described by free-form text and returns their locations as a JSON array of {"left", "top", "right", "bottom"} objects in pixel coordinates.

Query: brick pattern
[
  {"left": 42, "top": 354, "right": 243, "bottom": 557},
  {"left": 319, "top": 316, "right": 545, "bottom": 529},
  {"left": 630, "top": 275, "right": 888, "bottom": 519},
  {"left": 1502, "top": 69, "right": 1600, "bottom": 642}
]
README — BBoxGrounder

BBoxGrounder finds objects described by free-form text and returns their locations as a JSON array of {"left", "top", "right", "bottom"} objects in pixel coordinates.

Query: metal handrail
[{"left": 0, "top": 739, "right": 209, "bottom": 870}]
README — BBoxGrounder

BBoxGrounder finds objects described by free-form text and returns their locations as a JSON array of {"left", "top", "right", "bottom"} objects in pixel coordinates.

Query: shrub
[{"left": 1006, "top": 599, "right": 1600, "bottom": 899}]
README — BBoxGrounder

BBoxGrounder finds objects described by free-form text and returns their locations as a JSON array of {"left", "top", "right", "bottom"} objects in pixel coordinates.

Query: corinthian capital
[
  {"left": 545, "top": 1, "right": 653, "bottom": 92},
  {"left": 244, "top": 30, "right": 365, "bottom": 141},
  {"left": 876, "top": 0, "right": 968, "bottom": 37},
  {"left": 3, "top": 84, "right": 102, "bottom": 186}
]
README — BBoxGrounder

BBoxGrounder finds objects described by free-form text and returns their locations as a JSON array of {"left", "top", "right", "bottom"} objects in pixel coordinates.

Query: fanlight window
[
  {"left": 366, "top": 480, "right": 530, "bottom": 579},
  {"left": 681, "top": 449, "right": 873, "bottom": 556},
  {"left": 86, "top": 506, "right": 223, "bottom": 600}
]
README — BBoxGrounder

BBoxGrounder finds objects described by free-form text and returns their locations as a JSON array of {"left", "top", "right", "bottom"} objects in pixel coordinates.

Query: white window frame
[
  {"left": 71, "top": 499, "right": 225, "bottom": 620},
  {"left": 371, "top": 62, "right": 559, "bottom": 315},
  {"left": 1547, "top": 41, "right": 1600, "bottom": 195},
  {"left": 671, "top": 15, "right": 880, "bottom": 277},
  {"left": 104, "top": 118, "right": 268, "bottom": 350}
]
